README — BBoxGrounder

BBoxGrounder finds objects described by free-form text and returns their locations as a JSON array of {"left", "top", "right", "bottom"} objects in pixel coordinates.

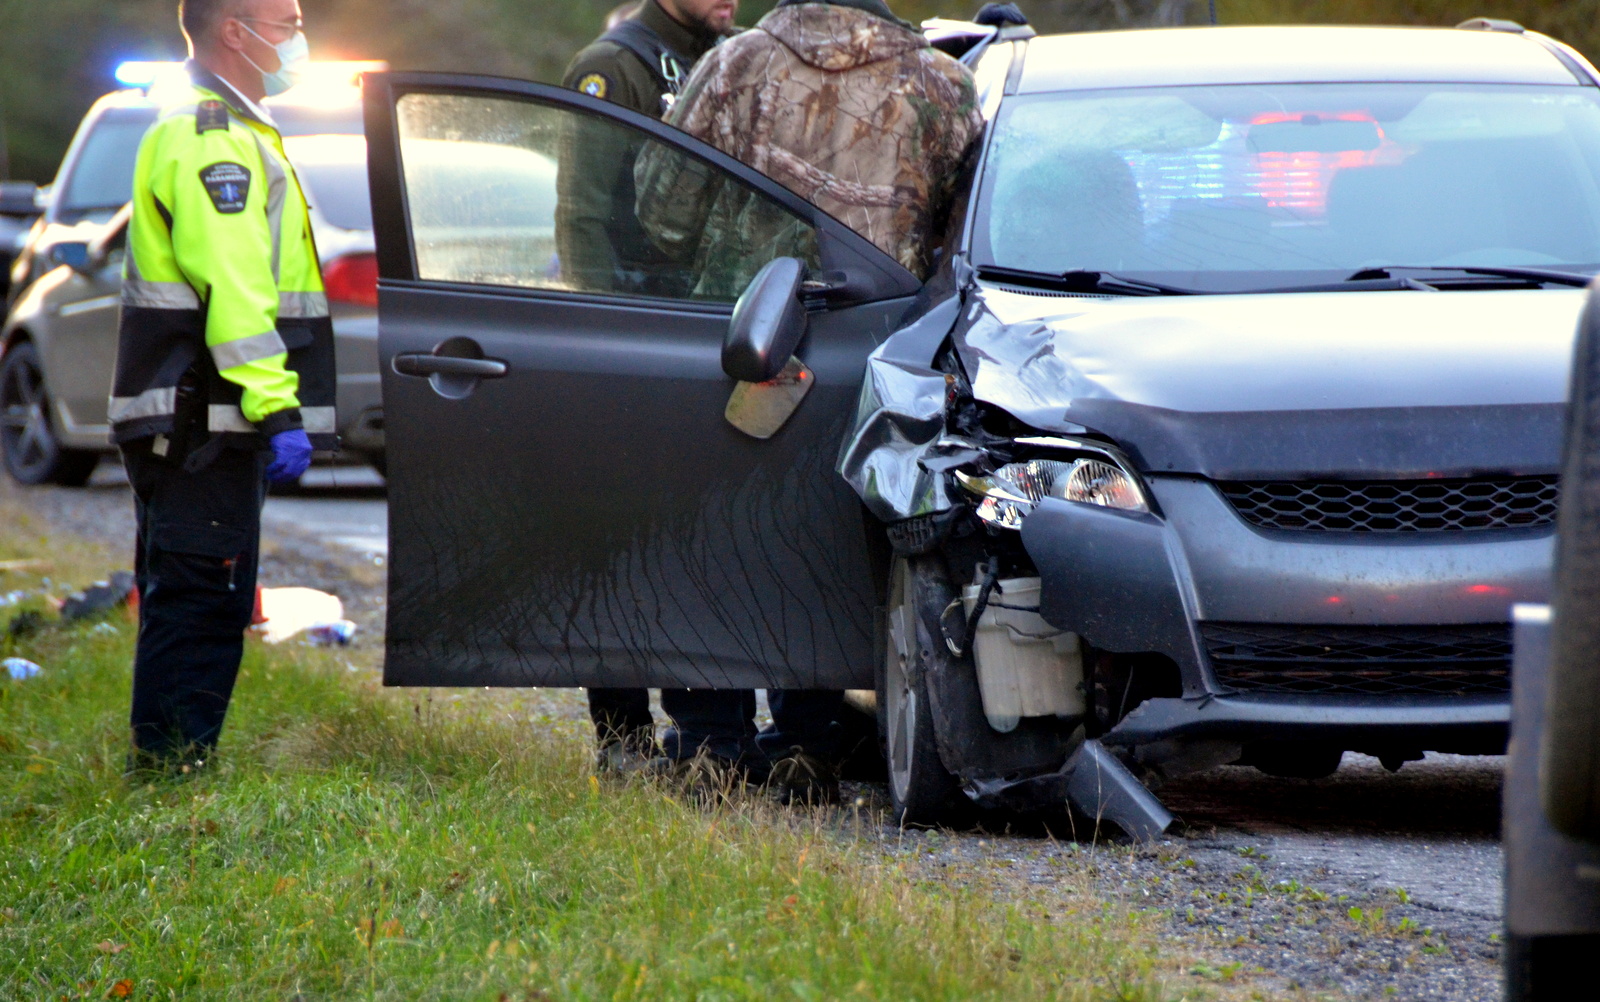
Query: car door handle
[{"left": 392, "top": 354, "right": 508, "bottom": 378}]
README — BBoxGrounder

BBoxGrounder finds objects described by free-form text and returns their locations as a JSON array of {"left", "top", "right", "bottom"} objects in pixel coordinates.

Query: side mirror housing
[
  {"left": 723, "top": 257, "right": 807, "bottom": 384},
  {"left": 50, "top": 241, "right": 93, "bottom": 272},
  {"left": 0, "top": 182, "right": 41, "bottom": 218}
]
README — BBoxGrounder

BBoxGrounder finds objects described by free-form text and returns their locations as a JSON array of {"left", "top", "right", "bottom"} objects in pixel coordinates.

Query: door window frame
[{"left": 362, "top": 72, "right": 922, "bottom": 313}]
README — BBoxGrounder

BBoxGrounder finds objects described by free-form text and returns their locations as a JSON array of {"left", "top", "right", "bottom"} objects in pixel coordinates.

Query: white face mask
[{"left": 240, "top": 22, "right": 310, "bottom": 97}]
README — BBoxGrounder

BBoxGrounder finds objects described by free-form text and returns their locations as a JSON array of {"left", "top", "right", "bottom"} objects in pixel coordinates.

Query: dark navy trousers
[{"left": 123, "top": 441, "right": 266, "bottom": 761}]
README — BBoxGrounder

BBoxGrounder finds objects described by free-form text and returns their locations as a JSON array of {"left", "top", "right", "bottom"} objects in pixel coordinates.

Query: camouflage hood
[
  {"left": 635, "top": 0, "right": 982, "bottom": 289},
  {"left": 760, "top": 3, "right": 928, "bottom": 71}
]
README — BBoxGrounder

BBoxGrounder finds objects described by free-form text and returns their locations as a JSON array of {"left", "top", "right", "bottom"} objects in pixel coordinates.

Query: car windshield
[
  {"left": 976, "top": 83, "right": 1600, "bottom": 292},
  {"left": 285, "top": 134, "right": 371, "bottom": 232},
  {"left": 56, "top": 109, "right": 157, "bottom": 222}
]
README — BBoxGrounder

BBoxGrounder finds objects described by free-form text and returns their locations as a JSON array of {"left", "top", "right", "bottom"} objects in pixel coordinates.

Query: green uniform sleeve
[
  {"left": 556, "top": 45, "right": 655, "bottom": 293},
  {"left": 151, "top": 121, "right": 299, "bottom": 427}
]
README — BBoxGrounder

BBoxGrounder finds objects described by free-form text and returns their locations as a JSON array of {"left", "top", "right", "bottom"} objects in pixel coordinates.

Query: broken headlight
[{"left": 954, "top": 438, "right": 1150, "bottom": 530}]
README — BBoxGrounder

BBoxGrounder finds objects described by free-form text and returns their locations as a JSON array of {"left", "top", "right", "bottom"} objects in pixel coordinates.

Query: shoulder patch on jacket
[
  {"left": 577, "top": 73, "right": 611, "bottom": 100},
  {"left": 199, "top": 162, "right": 251, "bottom": 214},
  {"left": 196, "top": 99, "right": 230, "bottom": 134}
]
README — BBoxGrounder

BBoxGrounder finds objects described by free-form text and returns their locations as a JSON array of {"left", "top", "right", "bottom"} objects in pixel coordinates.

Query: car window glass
[
  {"left": 286, "top": 135, "right": 372, "bottom": 231},
  {"left": 978, "top": 84, "right": 1600, "bottom": 289},
  {"left": 395, "top": 92, "right": 820, "bottom": 302},
  {"left": 58, "top": 112, "right": 156, "bottom": 217}
]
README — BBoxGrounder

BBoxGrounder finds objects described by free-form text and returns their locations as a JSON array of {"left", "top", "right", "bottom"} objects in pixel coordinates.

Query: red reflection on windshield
[{"left": 1248, "top": 111, "right": 1395, "bottom": 215}]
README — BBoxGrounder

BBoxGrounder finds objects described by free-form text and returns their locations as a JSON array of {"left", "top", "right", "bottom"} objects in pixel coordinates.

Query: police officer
[
  {"left": 115, "top": 0, "right": 336, "bottom": 771},
  {"left": 557, "top": 0, "right": 738, "bottom": 298},
  {"left": 556, "top": 0, "right": 756, "bottom": 779}
]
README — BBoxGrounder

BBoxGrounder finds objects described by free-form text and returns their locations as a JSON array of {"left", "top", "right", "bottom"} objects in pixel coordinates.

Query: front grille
[
  {"left": 1201, "top": 622, "right": 1511, "bottom": 696},
  {"left": 1218, "top": 475, "right": 1559, "bottom": 532}
]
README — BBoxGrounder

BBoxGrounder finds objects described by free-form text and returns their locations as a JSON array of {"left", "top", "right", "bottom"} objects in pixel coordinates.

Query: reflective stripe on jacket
[{"left": 112, "top": 62, "right": 336, "bottom": 449}]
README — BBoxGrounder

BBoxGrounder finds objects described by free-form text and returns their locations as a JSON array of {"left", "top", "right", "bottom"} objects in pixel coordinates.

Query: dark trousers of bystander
[
  {"left": 587, "top": 687, "right": 655, "bottom": 751},
  {"left": 123, "top": 441, "right": 266, "bottom": 763}
]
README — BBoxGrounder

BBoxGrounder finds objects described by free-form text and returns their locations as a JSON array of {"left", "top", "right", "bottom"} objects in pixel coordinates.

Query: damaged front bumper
[
  {"left": 1100, "top": 692, "right": 1510, "bottom": 750},
  {"left": 1015, "top": 480, "right": 1540, "bottom": 757}
]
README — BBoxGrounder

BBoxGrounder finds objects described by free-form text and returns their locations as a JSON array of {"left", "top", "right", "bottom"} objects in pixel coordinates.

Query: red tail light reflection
[
  {"left": 323, "top": 252, "right": 378, "bottom": 308},
  {"left": 1248, "top": 112, "right": 1398, "bottom": 215}
]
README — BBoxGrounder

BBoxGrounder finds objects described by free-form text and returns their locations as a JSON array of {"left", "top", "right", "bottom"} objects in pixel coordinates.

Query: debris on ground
[
  {"left": 59, "top": 570, "right": 136, "bottom": 623},
  {"left": 3, "top": 657, "right": 41, "bottom": 680},
  {"left": 305, "top": 619, "right": 358, "bottom": 646},
  {"left": 254, "top": 586, "right": 345, "bottom": 644},
  {"left": 6, "top": 610, "right": 46, "bottom": 640},
  {"left": 0, "top": 559, "right": 51, "bottom": 573}
]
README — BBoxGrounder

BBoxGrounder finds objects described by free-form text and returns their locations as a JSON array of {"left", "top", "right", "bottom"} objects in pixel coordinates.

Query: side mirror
[
  {"left": 50, "top": 241, "right": 93, "bottom": 272},
  {"left": 723, "top": 257, "right": 807, "bottom": 384},
  {"left": 0, "top": 181, "right": 40, "bottom": 218}
]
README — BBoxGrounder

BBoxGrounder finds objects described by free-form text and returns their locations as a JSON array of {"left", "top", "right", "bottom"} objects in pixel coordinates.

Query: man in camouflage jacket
[
  {"left": 636, "top": 0, "right": 985, "bottom": 298},
  {"left": 636, "top": 0, "right": 984, "bottom": 798}
]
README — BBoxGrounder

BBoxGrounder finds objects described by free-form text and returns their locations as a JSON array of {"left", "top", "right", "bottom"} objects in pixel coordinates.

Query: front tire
[
  {"left": 0, "top": 341, "right": 98, "bottom": 487},
  {"left": 880, "top": 556, "right": 967, "bottom": 827}
]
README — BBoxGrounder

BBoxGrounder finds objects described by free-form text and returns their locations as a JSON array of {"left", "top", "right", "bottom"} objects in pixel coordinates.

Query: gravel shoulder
[{"left": 1, "top": 465, "right": 1506, "bottom": 1000}]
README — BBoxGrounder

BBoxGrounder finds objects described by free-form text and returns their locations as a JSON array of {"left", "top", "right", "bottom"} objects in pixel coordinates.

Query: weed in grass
[{"left": 1348, "top": 906, "right": 1388, "bottom": 935}]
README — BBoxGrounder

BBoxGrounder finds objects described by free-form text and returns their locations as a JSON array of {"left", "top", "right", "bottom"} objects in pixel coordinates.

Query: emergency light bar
[
  {"left": 114, "top": 60, "right": 387, "bottom": 94},
  {"left": 115, "top": 61, "right": 184, "bottom": 89}
]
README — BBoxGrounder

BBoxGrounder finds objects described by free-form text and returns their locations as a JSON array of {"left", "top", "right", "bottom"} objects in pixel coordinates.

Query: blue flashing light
[{"left": 115, "top": 61, "right": 184, "bottom": 89}]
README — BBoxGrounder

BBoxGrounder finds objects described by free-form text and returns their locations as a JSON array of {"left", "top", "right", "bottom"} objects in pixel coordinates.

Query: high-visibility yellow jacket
[{"left": 112, "top": 62, "right": 336, "bottom": 452}]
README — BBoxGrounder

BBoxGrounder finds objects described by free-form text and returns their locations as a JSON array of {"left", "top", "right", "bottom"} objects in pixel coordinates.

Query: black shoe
[
  {"left": 768, "top": 747, "right": 840, "bottom": 806},
  {"left": 596, "top": 738, "right": 658, "bottom": 778},
  {"left": 650, "top": 749, "right": 768, "bottom": 803},
  {"left": 124, "top": 749, "right": 207, "bottom": 781}
]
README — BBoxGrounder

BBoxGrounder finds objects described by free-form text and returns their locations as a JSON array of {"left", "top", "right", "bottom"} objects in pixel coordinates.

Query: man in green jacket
[
  {"left": 557, "top": 0, "right": 737, "bottom": 297},
  {"left": 558, "top": 0, "right": 773, "bottom": 780},
  {"left": 116, "top": 0, "right": 336, "bottom": 771}
]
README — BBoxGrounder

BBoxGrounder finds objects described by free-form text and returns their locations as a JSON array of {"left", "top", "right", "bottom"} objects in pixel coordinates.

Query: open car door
[{"left": 364, "top": 72, "right": 922, "bottom": 690}]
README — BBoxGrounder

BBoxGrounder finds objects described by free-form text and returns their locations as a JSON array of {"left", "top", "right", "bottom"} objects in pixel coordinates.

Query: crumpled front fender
[{"left": 836, "top": 296, "right": 965, "bottom": 523}]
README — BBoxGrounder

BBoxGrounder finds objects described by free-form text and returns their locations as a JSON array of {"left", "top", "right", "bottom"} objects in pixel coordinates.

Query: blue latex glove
[{"left": 264, "top": 428, "right": 313, "bottom": 483}]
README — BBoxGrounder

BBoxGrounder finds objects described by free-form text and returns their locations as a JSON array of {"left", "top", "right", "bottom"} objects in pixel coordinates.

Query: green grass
[{"left": 0, "top": 518, "right": 1174, "bottom": 1001}]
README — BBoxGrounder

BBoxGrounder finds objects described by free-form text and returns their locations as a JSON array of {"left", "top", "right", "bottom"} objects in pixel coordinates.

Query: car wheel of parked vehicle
[
  {"left": 0, "top": 341, "right": 99, "bottom": 487},
  {"left": 880, "top": 556, "right": 968, "bottom": 827},
  {"left": 1544, "top": 287, "right": 1600, "bottom": 841}
]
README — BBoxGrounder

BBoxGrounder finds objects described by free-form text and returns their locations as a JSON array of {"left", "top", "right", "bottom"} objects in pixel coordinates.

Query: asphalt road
[
  {"left": 5, "top": 463, "right": 1507, "bottom": 997},
  {"left": 262, "top": 465, "right": 389, "bottom": 558}
]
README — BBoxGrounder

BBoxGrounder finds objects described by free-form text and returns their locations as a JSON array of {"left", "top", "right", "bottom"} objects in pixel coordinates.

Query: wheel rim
[
  {"left": 885, "top": 558, "right": 917, "bottom": 803},
  {"left": 0, "top": 351, "right": 55, "bottom": 478}
]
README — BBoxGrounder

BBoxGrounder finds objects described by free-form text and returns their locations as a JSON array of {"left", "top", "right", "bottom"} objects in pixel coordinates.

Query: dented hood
[
  {"left": 963, "top": 287, "right": 1582, "bottom": 418},
  {"left": 840, "top": 286, "right": 1586, "bottom": 524},
  {"left": 956, "top": 286, "right": 1583, "bottom": 481}
]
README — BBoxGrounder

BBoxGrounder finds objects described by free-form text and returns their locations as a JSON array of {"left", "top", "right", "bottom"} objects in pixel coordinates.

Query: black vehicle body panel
[
  {"left": 379, "top": 282, "right": 905, "bottom": 689},
  {"left": 366, "top": 72, "right": 919, "bottom": 690}
]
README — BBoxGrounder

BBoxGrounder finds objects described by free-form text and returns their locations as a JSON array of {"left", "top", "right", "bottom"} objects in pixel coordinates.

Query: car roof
[{"left": 1018, "top": 25, "right": 1590, "bottom": 93}]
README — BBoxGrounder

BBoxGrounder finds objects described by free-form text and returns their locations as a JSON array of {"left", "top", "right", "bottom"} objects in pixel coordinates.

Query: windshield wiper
[
  {"left": 1349, "top": 265, "right": 1595, "bottom": 289},
  {"left": 977, "top": 266, "right": 1199, "bottom": 297}
]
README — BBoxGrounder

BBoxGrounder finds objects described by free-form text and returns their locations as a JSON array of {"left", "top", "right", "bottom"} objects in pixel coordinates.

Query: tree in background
[{"left": 2, "top": 0, "right": 1597, "bottom": 182}]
